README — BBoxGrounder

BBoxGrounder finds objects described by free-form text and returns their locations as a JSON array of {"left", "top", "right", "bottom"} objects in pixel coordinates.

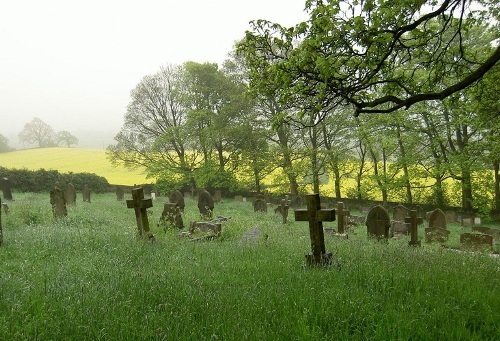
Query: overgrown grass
[{"left": 1, "top": 193, "right": 499, "bottom": 340}]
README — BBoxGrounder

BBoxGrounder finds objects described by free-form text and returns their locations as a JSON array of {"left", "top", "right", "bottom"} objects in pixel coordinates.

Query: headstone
[
  {"left": 158, "top": 203, "right": 184, "bottom": 229},
  {"left": 462, "top": 217, "right": 473, "bottom": 227},
  {"left": 126, "top": 187, "right": 154, "bottom": 240},
  {"left": 295, "top": 194, "right": 336, "bottom": 265},
  {"left": 393, "top": 205, "right": 408, "bottom": 222},
  {"left": 392, "top": 205, "right": 409, "bottom": 235},
  {"left": 405, "top": 210, "right": 423, "bottom": 246},
  {"left": 445, "top": 210, "right": 456, "bottom": 223},
  {"left": 65, "top": 183, "right": 76, "bottom": 205},
  {"left": 234, "top": 195, "right": 243, "bottom": 202},
  {"left": 198, "top": 190, "right": 214, "bottom": 219},
  {"left": 274, "top": 195, "right": 291, "bottom": 224},
  {"left": 187, "top": 221, "right": 221, "bottom": 240},
  {"left": 460, "top": 233, "right": 493, "bottom": 251},
  {"left": 428, "top": 209, "right": 447, "bottom": 229},
  {"left": 253, "top": 198, "right": 268, "bottom": 213},
  {"left": 337, "top": 202, "right": 349, "bottom": 234},
  {"left": 474, "top": 217, "right": 481, "bottom": 225},
  {"left": 366, "top": 205, "right": 391, "bottom": 240},
  {"left": 238, "top": 227, "right": 264, "bottom": 247},
  {"left": 472, "top": 226, "right": 500, "bottom": 240},
  {"left": 1, "top": 177, "right": 13, "bottom": 201},
  {"left": 50, "top": 185, "right": 67, "bottom": 219},
  {"left": 169, "top": 190, "right": 185, "bottom": 212},
  {"left": 151, "top": 192, "right": 156, "bottom": 200},
  {"left": 214, "top": 190, "right": 222, "bottom": 203},
  {"left": 83, "top": 185, "right": 91, "bottom": 203},
  {"left": 116, "top": 186, "right": 124, "bottom": 201}
]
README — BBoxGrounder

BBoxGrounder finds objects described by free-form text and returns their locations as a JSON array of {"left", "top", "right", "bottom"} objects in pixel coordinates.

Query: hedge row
[{"left": 0, "top": 167, "right": 109, "bottom": 193}]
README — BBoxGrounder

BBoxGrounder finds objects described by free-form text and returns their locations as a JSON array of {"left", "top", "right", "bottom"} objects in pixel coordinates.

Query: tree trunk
[{"left": 461, "top": 167, "right": 473, "bottom": 211}]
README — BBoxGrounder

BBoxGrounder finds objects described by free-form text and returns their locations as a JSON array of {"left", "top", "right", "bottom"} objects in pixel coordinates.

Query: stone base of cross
[
  {"left": 405, "top": 210, "right": 423, "bottom": 247},
  {"left": 127, "top": 187, "right": 155, "bottom": 241},
  {"left": 295, "top": 194, "right": 335, "bottom": 266}
]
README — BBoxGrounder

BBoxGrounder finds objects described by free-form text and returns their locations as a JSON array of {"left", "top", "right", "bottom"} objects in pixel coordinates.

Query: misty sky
[{"left": 0, "top": 0, "right": 308, "bottom": 148}]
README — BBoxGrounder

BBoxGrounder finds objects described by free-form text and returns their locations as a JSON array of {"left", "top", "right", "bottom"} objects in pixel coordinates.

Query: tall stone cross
[
  {"left": 294, "top": 194, "right": 336, "bottom": 265},
  {"left": 127, "top": 187, "right": 154, "bottom": 240},
  {"left": 405, "top": 210, "right": 423, "bottom": 246}
]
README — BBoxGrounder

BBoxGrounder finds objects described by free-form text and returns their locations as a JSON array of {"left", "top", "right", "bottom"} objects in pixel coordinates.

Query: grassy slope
[
  {"left": 0, "top": 193, "right": 499, "bottom": 340},
  {"left": 0, "top": 148, "right": 149, "bottom": 185}
]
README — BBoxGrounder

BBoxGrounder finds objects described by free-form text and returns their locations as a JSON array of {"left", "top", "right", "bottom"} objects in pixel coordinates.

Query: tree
[
  {"left": 18, "top": 117, "right": 55, "bottom": 147},
  {"left": 0, "top": 134, "right": 14, "bottom": 152},
  {"left": 55, "top": 130, "right": 78, "bottom": 147},
  {"left": 238, "top": 0, "right": 499, "bottom": 117}
]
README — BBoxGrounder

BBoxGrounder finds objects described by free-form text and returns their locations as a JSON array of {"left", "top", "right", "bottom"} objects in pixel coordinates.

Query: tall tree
[
  {"left": 0, "top": 134, "right": 14, "bottom": 152},
  {"left": 55, "top": 130, "right": 78, "bottom": 147},
  {"left": 18, "top": 117, "right": 55, "bottom": 147}
]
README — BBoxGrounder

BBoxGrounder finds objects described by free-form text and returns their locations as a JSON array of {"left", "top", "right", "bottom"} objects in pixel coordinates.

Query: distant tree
[
  {"left": 18, "top": 117, "right": 55, "bottom": 147},
  {"left": 0, "top": 134, "right": 14, "bottom": 152},
  {"left": 55, "top": 130, "right": 78, "bottom": 147}
]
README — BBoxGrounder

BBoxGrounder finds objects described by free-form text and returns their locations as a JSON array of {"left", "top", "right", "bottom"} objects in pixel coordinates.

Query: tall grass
[{"left": 0, "top": 193, "right": 499, "bottom": 340}]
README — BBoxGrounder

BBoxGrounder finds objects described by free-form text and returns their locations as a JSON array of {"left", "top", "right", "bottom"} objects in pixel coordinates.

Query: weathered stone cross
[
  {"left": 127, "top": 187, "right": 154, "bottom": 240},
  {"left": 405, "top": 210, "right": 423, "bottom": 246},
  {"left": 295, "top": 194, "right": 335, "bottom": 265}
]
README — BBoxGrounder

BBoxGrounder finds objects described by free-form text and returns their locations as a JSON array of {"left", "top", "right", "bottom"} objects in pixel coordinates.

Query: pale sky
[{"left": 0, "top": 0, "right": 308, "bottom": 148}]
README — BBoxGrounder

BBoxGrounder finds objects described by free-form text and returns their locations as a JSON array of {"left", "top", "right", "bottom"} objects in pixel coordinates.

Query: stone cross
[
  {"left": 126, "top": 187, "right": 154, "bottom": 240},
  {"left": 294, "top": 194, "right": 336, "bottom": 265},
  {"left": 337, "top": 202, "right": 349, "bottom": 234},
  {"left": 405, "top": 210, "right": 423, "bottom": 246}
]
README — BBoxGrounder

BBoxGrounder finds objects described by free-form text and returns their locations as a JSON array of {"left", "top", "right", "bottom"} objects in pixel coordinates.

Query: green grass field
[
  {"left": 0, "top": 192, "right": 499, "bottom": 340},
  {"left": 0, "top": 148, "right": 149, "bottom": 185}
]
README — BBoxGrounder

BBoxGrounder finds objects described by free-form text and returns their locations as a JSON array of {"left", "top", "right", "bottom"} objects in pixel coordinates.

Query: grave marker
[
  {"left": 274, "top": 195, "right": 291, "bottom": 224},
  {"left": 116, "top": 186, "right": 124, "bottom": 201},
  {"left": 126, "top": 187, "right": 154, "bottom": 240},
  {"left": 169, "top": 190, "right": 185, "bottom": 212},
  {"left": 460, "top": 233, "right": 493, "bottom": 251},
  {"left": 198, "top": 190, "right": 214, "bottom": 219},
  {"left": 234, "top": 195, "right": 243, "bottom": 202},
  {"left": 65, "top": 183, "right": 76, "bottom": 205},
  {"left": 50, "top": 185, "right": 67, "bottom": 219},
  {"left": 337, "top": 202, "right": 349, "bottom": 234},
  {"left": 366, "top": 205, "right": 391, "bottom": 240},
  {"left": 83, "top": 185, "right": 91, "bottom": 203},
  {"left": 158, "top": 203, "right": 184, "bottom": 229},
  {"left": 392, "top": 204, "right": 409, "bottom": 235},
  {"left": 253, "top": 198, "right": 268, "bottom": 213},
  {"left": 214, "top": 190, "right": 222, "bottom": 203},
  {"left": 1, "top": 177, "right": 13, "bottom": 201},
  {"left": 425, "top": 208, "right": 449, "bottom": 243},
  {"left": 294, "top": 194, "right": 336, "bottom": 265},
  {"left": 405, "top": 210, "right": 423, "bottom": 246}
]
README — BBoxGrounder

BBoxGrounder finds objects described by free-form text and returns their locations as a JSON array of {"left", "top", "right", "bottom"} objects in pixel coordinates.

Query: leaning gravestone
[
  {"left": 168, "top": 190, "right": 185, "bottom": 212},
  {"left": 50, "top": 185, "right": 67, "bottom": 219},
  {"left": 83, "top": 185, "right": 91, "bottom": 203},
  {"left": 65, "top": 183, "right": 76, "bottom": 205},
  {"left": 1, "top": 177, "right": 13, "bottom": 201},
  {"left": 158, "top": 203, "right": 184, "bottom": 229},
  {"left": 198, "top": 190, "right": 214, "bottom": 219},
  {"left": 366, "top": 205, "right": 391, "bottom": 240},
  {"left": 425, "top": 208, "right": 449, "bottom": 243},
  {"left": 126, "top": 187, "right": 154, "bottom": 241},
  {"left": 253, "top": 198, "right": 268, "bottom": 213},
  {"left": 295, "top": 194, "right": 336, "bottom": 266},
  {"left": 116, "top": 186, "right": 124, "bottom": 201}
]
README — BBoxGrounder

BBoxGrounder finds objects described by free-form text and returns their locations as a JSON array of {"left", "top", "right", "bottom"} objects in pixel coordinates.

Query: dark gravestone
[
  {"left": 65, "top": 183, "right": 76, "bottom": 205},
  {"left": 366, "top": 205, "right": 391, "bottom": 240},
  {"left": 116, "top": 186, "right": 124, "bottom": 201},
  {"left": 83, "top": 185, "right": 91, "bottom": 203},
  {"left": 2, "top": 177, "right": 13, "bottom": 201},
  {"left": 274, "top": 195, "right": 291, "bottom": 224},
  {"left": 405, "top": 210, "right": 423, "bottom": 247},
  {"left": 198, "top": 190, "right": 214, "bottom": 219},
  {"left": 126, "top": 187, "right": 154, "bottom": 240},
  {"left": 460, "top": 233, "right": 493, "bottom": 251},
  {"left": 295, "top": 194, "right": 336, "bottom": 266},
  {"left": 253, "top": 198, "right": 268, "bottom": 213},
  {"left": 50, "top": 186, "right": 67, "bottom": 219},
  {"left": 168, "top": 190, "right": 185, "bottom": 212},
  {"left": 428, "top": 208, "right": 447, "bottom": 229},
  {"left": 158, "top": 203, "right": 183, "bottom": 229},
  {"left": 337, "top": 202, "right": 349, "bottom": 234},
  {"left": 425, "top": 208, "right": 449, "bottom": 243}
]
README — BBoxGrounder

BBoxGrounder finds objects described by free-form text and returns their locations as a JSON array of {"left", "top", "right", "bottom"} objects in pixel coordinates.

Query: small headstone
[
  {"left": 238, "top": 227, "right": 264, "bottom": 247},
  {"left": 1, "top": 177, "right": 13, "bottom": 201},
  {"left": 253, "top": 198, "right": 268, "bottom": 213},
  {"left": 393, "top": 205, "right": 408, "bottom": 222},
  {"left": 214, "top": 190, "right": 222, "bottom": 203},
  {"left": 158, "top": 203, "right": 184, "bottom": 229},
  {"left": 428, "top": 209, "right": 447, "bottom": 229},
  {"left": 462, "top": 217, "right": 473, "bottom": 227},
  {"left": 405, "top": 210, "right": 423, "bottom": 246},
  {"left": 472, "top": 226, "right": 500, "bottom": 240},
  {"left": 295, "top": 194, "right": 335, "bottom": 265},
  {"left": 392, "top": 221, "right": 410, "bottom": 235},
  {"left": 474, "top": 217, "right": 481, "bottom": 225},
  {"left": 83, "top": 185, "right": 91, "bottom": 203},
  {"left": 187, "top": 221, "right": 221, "bottom": 240},
  {"left": 425, "top": 227, "right": 450, "bottom": 243},
  {"left": 151, "top": 192, "right": 156, "bottom": 200},
  {"left": 445, "top": 210, "right": 456, "bottom": 223},
  {"left": 392, "top": 205, "right": 409, "bottom": 235},
  {"left": 50, "top": 185, "right": 67, "bottom": 219},
  {"left": 169, "top": 190, "right": 185, "bottom": 212},
  {"left": 366, "top": 205, "right": 391, "bottom": 240},
  {"left": 460, "top": 233, "right": 493, "bottom": 251},
  {"left": 116, "top": 186, "right": 124, "bottom": 201},
  {"left": 234, "top": 195, "right": 243, "bottom": 202},
  {"left": 274, "top": 195, "right": 291, "bottom": 224},
  {"left": 65, "top": 183, "right": 76, "bottom": 205},
  {"left": 126, "top": 187, "right": 154, "bottom": 241},
  {"left": 198, "top": 190, "right": 214, "bottom": 219}
]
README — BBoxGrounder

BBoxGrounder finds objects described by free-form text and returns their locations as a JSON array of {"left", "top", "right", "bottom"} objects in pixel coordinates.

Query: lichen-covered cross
[
  {"left": 126, "top": 187, "right": 154, "bottom": 240},
  {"left": 405, "top": 210, "right": 423, "bottom": 246},
  {"left": 294, "top": 194, "right": 335, "bottom": 265}
]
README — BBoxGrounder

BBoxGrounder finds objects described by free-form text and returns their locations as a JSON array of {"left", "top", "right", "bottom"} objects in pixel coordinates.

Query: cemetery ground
[{"left": 1, "top": 193, "right": 499, "bottom": 340}]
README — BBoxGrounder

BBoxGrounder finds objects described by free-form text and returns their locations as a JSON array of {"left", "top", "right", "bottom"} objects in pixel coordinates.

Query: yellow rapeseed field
[{"left": 0, "top": 147, "right": 150, "bottom": 185}]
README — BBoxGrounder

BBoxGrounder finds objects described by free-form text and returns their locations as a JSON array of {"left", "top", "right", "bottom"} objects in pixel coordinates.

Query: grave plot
[{"left": 126, "top": 187, "right": 155, "bottom": 241}]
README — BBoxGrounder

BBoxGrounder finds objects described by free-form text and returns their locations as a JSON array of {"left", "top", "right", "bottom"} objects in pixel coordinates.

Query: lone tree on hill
[
  {"left": 55, "top": 130, "right": 78, "bottom": 147},
  {"left": 18, "top": 117, "right": 56, "bottom": 147}
]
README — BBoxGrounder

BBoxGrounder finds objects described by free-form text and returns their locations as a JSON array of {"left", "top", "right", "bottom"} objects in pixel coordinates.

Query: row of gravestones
[{"left": 51, "top": 183, "right": 92, "bottom": 219}]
